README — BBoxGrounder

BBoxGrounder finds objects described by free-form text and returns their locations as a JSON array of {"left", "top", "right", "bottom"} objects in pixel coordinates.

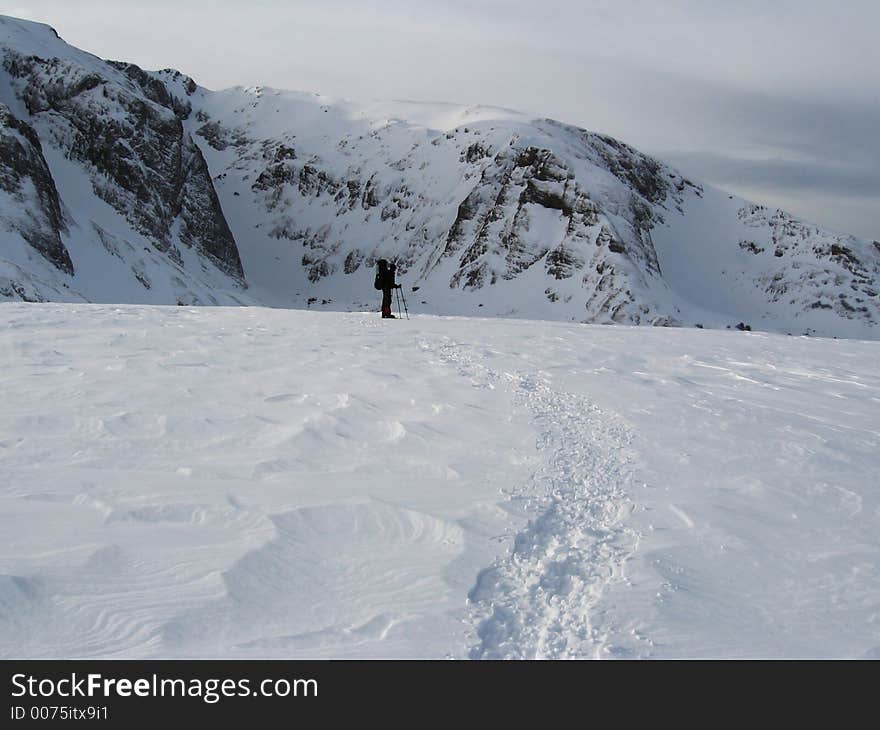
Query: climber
[{"left": 374, "top": 259, "right": 401, "bottom": 318}]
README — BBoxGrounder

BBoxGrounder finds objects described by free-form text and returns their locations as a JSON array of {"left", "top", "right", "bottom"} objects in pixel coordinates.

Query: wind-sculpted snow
[
  {"left": 2, "top": 304, "right": 879, "bottom": 658},
  {"left": 160, "top": 502, "right": 466, "bottom": 657}
]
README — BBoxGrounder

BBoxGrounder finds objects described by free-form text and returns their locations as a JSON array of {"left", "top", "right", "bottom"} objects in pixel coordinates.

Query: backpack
[{"left": 374, "top": 259, "right": 388, "bottom": 290}]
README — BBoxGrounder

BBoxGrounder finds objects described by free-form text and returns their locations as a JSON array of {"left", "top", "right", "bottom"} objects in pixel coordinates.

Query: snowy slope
[
  {"left": 0, "top": 15, "right": 250, "bottom": 306},
  {"left": 1, "top": 303, "right": 878, "bottom": 659},
  {"left": 190, "top": 90, "right": 880, "bottom": 339},
  {"left": 1, "top": 15, "right": 878, "bottom": 338}
]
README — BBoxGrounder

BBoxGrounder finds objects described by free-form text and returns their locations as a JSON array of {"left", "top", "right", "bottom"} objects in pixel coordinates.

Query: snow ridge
[{"left": 420, "top": 336, "right": 639, "bottom": 659}]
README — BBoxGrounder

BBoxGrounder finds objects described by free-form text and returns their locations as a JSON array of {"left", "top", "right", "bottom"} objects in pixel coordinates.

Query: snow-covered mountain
[
  {"left": 1, "top": 15, "right": 878, "bottom": 338},
  {"left": 0, "top": 16, "right": 247, "bottom": 306}
]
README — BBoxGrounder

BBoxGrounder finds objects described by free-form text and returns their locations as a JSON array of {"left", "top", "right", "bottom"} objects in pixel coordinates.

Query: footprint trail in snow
[{"left": 420, "top": 337, "right": 640, "bottom": 659}]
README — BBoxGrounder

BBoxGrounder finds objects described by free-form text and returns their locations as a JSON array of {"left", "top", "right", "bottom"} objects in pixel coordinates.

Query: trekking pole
[{"left": 399, "top": 287, "right": 409, "bottom": 320}]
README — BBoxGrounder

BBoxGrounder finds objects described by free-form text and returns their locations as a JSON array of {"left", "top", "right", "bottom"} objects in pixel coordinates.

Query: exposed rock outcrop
[
  {"left": 0, "top": 103, "right": 72, "bottom": 273},
  {"left": 3, "top": 40, "right": 244, "bottom": 281}
]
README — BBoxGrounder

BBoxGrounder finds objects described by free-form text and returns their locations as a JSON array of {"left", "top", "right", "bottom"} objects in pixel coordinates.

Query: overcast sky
[{"left": 3, "top": 0, "right": 877, "bottom": 240}]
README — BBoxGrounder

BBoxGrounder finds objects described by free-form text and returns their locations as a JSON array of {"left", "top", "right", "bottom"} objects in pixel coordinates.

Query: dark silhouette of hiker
[{"left": 374, "top": 259, "right": 401, "bottom": 318}]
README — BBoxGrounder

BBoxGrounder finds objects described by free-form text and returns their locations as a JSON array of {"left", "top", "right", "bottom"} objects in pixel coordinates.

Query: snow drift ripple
[{"left": 420, "top": 336, "right": 640, "bottom": 659}]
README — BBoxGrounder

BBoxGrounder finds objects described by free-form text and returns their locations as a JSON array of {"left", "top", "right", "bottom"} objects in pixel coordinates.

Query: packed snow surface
[{"left": 1, "top": 303, "right": 879, "bottom": 658}]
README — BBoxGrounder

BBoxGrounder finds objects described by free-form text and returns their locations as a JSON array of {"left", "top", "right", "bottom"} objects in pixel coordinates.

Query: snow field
[{"left": 1, "top": 303, "right": 879, "bottom": 658}]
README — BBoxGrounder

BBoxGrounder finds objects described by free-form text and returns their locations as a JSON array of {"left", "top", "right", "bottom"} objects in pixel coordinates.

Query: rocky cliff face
[
  {"left": 736, "top": 204, "right": 879, "bottom": 327},
  {"left": 0, "top": 103, "right": 72, "bottom": 278},
  {"left": 0, "top": 15, "right": 877, "bottom": 339},
  {"left": 433, "top": 136, "right": 690, "bottom": 324},
  {"left": 0, "top": 16, "right": 247, "bottom": 305},
  {"left": 3, "top": 48, "right": 243, "bottom": 280}
]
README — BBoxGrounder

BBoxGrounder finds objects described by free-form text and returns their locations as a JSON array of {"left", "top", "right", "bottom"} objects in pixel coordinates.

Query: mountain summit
[{"left": 1, "top": 15, "right": 877, "bottom": 338}]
